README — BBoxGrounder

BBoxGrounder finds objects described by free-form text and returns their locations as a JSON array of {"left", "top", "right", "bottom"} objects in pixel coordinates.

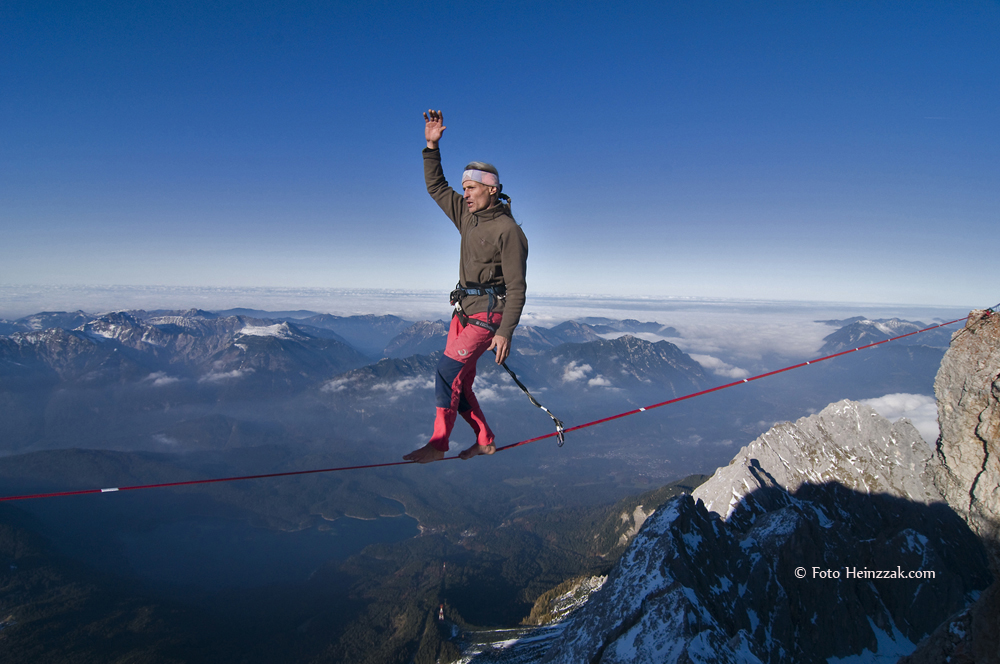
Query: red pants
[{"left": 428, "top": 311, "right": 500, "bottom": 451}]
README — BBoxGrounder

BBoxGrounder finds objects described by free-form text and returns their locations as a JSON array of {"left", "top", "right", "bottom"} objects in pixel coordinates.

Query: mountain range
[
  {"left": 465, "top": 309, "right": 999, "bottom": 663},
  {"left": 0, "top": 308, "right": 715, "bottom": 456},
  {"left": 817, "top": 317, "right": 955, "bottom": 354}
]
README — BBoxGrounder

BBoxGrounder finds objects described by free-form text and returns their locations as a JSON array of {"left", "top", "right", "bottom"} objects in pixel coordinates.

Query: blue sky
[{"left": 2, "top": 1, "right": 997, "bottom": 307}]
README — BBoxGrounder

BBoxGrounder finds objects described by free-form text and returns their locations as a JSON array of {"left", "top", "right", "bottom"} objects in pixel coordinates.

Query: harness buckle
[{"left": 449, "top": 283, "right": 507, "bottom": 305}]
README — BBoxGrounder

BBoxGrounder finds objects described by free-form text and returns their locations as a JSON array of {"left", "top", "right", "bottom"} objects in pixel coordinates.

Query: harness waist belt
[
  {"left": 452, "top": 283, "right": 506, "bottom": 298},
  {"left": 450, "top": 284, "right": 507, "bottom": 319}
]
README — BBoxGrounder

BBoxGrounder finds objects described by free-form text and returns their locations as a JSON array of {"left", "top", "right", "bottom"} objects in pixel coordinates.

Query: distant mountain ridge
[
  {"left": 0, "top": 308, "right": 705, "bottom": 454},
  {"left": 0, "top": 307, "right": 948, "bottom": 458},
  {"left": 297, "top": 313, "right": 414, "bottom": 358},
  {"left": 1, "top": 310, "right": 370, "bottom": 384},
  {"left": 0, "top": 308, "right": 681, "bottom": 360},
  {"left": 818, "top": 317, "right": 954, "bottom": 354},
  {"left": 383, "top": 320, "right": 450, "bottom": 358}
]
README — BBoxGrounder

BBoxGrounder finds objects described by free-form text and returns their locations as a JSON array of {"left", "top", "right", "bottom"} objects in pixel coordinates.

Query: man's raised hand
[{"left": 424, "top": 109, "right": 446, "bottom": 149}]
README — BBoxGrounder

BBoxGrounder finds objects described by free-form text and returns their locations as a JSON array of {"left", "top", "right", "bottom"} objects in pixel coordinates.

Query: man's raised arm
[{"left": 423, "top": 109, "right": 464, "bottom": 228}]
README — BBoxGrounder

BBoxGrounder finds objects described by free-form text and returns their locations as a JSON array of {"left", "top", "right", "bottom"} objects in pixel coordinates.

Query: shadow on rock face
[{"left": 517, "top": 480, "right": 991, "bottom": 664}]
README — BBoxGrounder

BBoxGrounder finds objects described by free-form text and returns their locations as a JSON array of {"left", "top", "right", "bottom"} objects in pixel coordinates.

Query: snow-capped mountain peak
[{"left": 236, "top": 322, "right": 304, "bottom": 340}]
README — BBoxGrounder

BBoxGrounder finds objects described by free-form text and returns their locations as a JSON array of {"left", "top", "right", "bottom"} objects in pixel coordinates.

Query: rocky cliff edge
[
  {"left": 901, "top": 309, "right": 1000, "bottom": 664},
  {"left": 533, "top": 309, "right": 999, "bottom": 664}
]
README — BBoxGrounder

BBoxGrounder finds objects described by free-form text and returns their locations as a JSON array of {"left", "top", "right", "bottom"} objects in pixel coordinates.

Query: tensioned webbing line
[
  {"left": 0, "top": 309, "right": 989, "bottom": 503},
  {"left": 496, "top": 311, "right": 985, "bottom": 452}
]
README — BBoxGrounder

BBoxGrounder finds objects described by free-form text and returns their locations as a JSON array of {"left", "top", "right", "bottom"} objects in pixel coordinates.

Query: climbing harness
[{"left": 451, "top": 282, "right": 506, "bottom": 328}]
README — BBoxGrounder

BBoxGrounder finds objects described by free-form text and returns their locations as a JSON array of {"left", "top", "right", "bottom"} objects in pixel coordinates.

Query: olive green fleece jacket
[{"left": 423, "top": 147, "right": 528, "bottom": 340}]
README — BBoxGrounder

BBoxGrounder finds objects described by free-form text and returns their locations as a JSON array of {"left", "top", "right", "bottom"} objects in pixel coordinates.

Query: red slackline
[{"left": 0, "top": 312, "right": 981, "bottom": 503}]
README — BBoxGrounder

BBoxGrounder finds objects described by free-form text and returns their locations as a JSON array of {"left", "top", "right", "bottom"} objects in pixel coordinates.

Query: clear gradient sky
[{"left": 2, "top": 1, "right": 997, "bottom": 307}]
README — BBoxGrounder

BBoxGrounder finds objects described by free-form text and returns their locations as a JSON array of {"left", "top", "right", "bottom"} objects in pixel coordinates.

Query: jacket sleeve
[
  {"left": 423, "top": 148, "right": 465, "bottom": 232},
  {"left": 496, "top": 224, "right": 528, "bottom": 340}
]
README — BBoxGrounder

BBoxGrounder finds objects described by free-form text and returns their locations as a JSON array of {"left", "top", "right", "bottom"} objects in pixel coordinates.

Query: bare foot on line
[
  {"left": 403, "top": 443, "right": 446, "bottom": 464},
  {"left": 459, "top": 442, "right": 496, "bottom": 460}
]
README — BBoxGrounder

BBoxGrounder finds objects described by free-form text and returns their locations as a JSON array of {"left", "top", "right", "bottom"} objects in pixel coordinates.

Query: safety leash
[
  {"left": 492, "top": 349, "right": 566, "bottom": 446},
  {"left": 452, "top": 303, "right": 566, "bottom": 445}
]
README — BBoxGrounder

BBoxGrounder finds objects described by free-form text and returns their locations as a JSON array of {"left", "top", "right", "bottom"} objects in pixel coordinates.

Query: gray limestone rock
[
  {"left": 904, "top": 309, "right": 1000, "bottom": 664},
  {"left": 692, "top": 400, "right": 939, "bottom": 523},
  {"left": 930, "top": 309, "right": 1000, "bottom": 574},
  {"left": 532, "top": 401, "right": 989, "bottom": 664}
]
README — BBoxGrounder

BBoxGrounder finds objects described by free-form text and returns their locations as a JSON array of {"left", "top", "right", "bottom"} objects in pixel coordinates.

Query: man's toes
[{"left": 459, "top": 443, "right": 495, "bottom": 460}]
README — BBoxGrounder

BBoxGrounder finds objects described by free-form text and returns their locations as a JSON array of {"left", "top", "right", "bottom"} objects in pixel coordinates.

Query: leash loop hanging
[
  {"left": 452, "top": 299, "right": 567, "bottom": 446},
  {"left": 491, "top": 348, "right": 567, "bottom": 446}
]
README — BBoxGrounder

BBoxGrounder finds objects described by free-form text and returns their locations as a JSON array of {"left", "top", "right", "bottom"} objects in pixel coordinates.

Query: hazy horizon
[{"left": 0, "top": 283, "right": 978, "bottom": 322}]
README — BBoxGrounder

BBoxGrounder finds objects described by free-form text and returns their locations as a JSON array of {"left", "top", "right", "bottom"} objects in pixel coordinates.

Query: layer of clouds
[
  {"left": 0, "top": 285, "right": 448, "bottom": 321},
  {"left": 554, "top": 360, "right": 614, "bottom": 388},
  {"left": 322, "top": 377, "right": 351, "bottom": 392},
  {"left": 143, "top": 371, "right": 181, "bottom": 387},
  {"left": 152, "top": 433, "right": 179, "bottom": 446},
  {"left": 520, "top": 296, "right": 969, "bottom": 362},
  {"left": 560, "top": 360, "right": 593, "bottom": 383},
  {"left": 689, "top": 354, "right": 750, "bottom": 379},
  {"left": 370, "top": 377, "right": 434, "bottom": 394},
  {"left": 861, "top": 393, "right": 939, "bottom": 444},
  {"left": 199, "top": 369, "right": 252, "bottom": 382},
  {"left": 474, "top": 379, "right": 523, "bottom": 403},
  {"left": 322, "top": 376, "right": 434, "bottom": 399},
  {"left": 370, "top": 377, "right": 434, "bottom": 402}
]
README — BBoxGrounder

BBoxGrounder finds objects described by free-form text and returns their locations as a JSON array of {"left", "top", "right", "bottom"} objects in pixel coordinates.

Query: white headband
[{"left": 462, "top": 169, "right": 500, "bottom": 187}]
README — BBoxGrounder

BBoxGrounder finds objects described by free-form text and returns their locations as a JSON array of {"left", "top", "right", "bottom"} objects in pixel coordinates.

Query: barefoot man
[{"left": 404, "top": 110, "right": 529, "bottom": 463}]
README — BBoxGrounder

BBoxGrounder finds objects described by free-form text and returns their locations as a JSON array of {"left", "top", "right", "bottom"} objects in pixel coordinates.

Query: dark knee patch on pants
[{"left": 436, "top": 355, "right": 470, "bottom": 409}]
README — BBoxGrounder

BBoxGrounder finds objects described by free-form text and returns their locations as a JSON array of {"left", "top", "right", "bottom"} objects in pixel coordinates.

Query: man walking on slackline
[{"left": 404, "top": 110, "right": 529, "bottom": 463}]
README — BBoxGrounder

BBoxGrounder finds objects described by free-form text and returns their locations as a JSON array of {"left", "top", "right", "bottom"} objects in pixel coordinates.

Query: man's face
[{"left": 463, "top": 180, "right": 496, "bottom": 213}]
